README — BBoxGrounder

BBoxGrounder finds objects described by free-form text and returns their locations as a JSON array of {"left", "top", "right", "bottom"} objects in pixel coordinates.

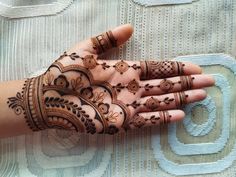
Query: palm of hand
[{"left": 7, "top": 24, "right": 214, "bottom": 135}]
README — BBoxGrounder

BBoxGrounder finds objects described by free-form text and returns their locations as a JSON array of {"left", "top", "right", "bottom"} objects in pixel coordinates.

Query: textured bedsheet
[{"left": 0, "top": 0, "right": 236, "bottom": 176}]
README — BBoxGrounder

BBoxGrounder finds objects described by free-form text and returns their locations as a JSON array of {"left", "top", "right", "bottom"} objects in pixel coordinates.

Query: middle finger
[{"left": 140, "top": 74, "right": 215, "bottom": 96}]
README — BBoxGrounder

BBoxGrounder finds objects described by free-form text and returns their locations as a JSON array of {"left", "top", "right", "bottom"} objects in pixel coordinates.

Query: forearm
[{"left": 0, "top": 79, "right": 32, "bottom": 138}]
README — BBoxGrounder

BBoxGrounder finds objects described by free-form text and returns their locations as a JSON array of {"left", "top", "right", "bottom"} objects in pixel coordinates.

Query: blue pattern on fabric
[{"left": 152, "top": 54, "right": 236, "bottom": 176}]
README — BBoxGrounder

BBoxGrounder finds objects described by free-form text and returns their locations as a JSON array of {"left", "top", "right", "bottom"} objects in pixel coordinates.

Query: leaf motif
[
  {"left": 106, "top": 112, "right": 119, "bottom": 123},
  {"left": 92, "top": 92, "right": 105, "bottom": 103},
  {"left": 71, "top": 76, "right": 83, "bottom": 90},
  {"left": 101, "top": 62, "right": 110, "bottom": 70},
  {"left": 7, "top": 92, "right": 24, "bottom": 115},
  {"left": 16, "top": 92, "right": 22, "bottom": 99}
]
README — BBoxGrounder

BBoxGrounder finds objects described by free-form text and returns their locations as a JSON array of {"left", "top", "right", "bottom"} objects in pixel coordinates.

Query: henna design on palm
[
  {"left": 6, "top": 49, "right": 206, "bottom": 135},
  {"left": 7, "top": 25, "right": 214, "bottom": 135},
  {"left": 7, "top": 60, "right": 130, "bottom": 134}
]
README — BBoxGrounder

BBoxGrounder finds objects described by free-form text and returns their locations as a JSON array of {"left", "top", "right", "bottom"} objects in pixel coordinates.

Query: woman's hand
[{"left": 7, "top": 24, "right": 215, "bottom": 135}]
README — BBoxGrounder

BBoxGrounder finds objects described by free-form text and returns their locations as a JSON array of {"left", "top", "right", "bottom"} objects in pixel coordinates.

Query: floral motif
[
  {"left": 54, "top": 75, "right": 69, "bottom": 88},
  {"left": 7, "top": 92, "right": 24, "bottom": 115},
  {"left": 92, "top": 91, "right": 105, "bottom": 103},
  {"left": 127, "top": 79, "right": 140, "bottom": 94},
  {"left": 80, "top": 87, "right": 94, "bottom": 99},
  {"left": 106, "top": 111, "right": 119, "bottom": 123},
  {"left": 98, "top": 103, "right": 110, "bottom": 114},
  {"left": 145, "top": 97, "right": 160, "bottom": 111},
  {"left": 71, "top": 75, "right": 83, "bottom": 91},
  {"left": 106, "top": 125, "right": 119, "bottom": 135},
  {"left": 129, "top": 114, "right": 146, "bottom": 128},
  {"left": 82, "top": 55, "right": 98, "bottom": 69},
  {"left": 114, "top": 60, "right": 129, "bottom": 74},
  {"left": 159, "top": 79, "right": 174, "bottom": 92}
]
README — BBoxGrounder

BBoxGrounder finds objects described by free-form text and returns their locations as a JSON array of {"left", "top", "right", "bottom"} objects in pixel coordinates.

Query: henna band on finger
[
  {"left": 91, "top": 30, "right": 117, "bottom": 54},
  {"left": 128, "top": 111, "right": 171, "bottom": 129},
  {"left": 180, "top": 76, "right": 194, "bottom": 90},
  {"left": 160, "top": 111, "right": 171, "bottom": 125},
  {"left": 140, "top": 61, "right": 185, "bottom": 80},
  {"left": 174, "top": 92, "right": 188, "bottom": 107}
]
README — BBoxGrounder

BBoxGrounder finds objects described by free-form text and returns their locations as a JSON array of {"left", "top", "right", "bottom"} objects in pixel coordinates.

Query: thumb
[{"left": 69, "top": 24, "right": 134, "bottom": 56}]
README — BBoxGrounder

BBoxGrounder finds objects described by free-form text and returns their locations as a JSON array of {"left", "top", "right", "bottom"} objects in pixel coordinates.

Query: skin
[{"left": 0, "top": 24, "right": 215, "bottom": 138}]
